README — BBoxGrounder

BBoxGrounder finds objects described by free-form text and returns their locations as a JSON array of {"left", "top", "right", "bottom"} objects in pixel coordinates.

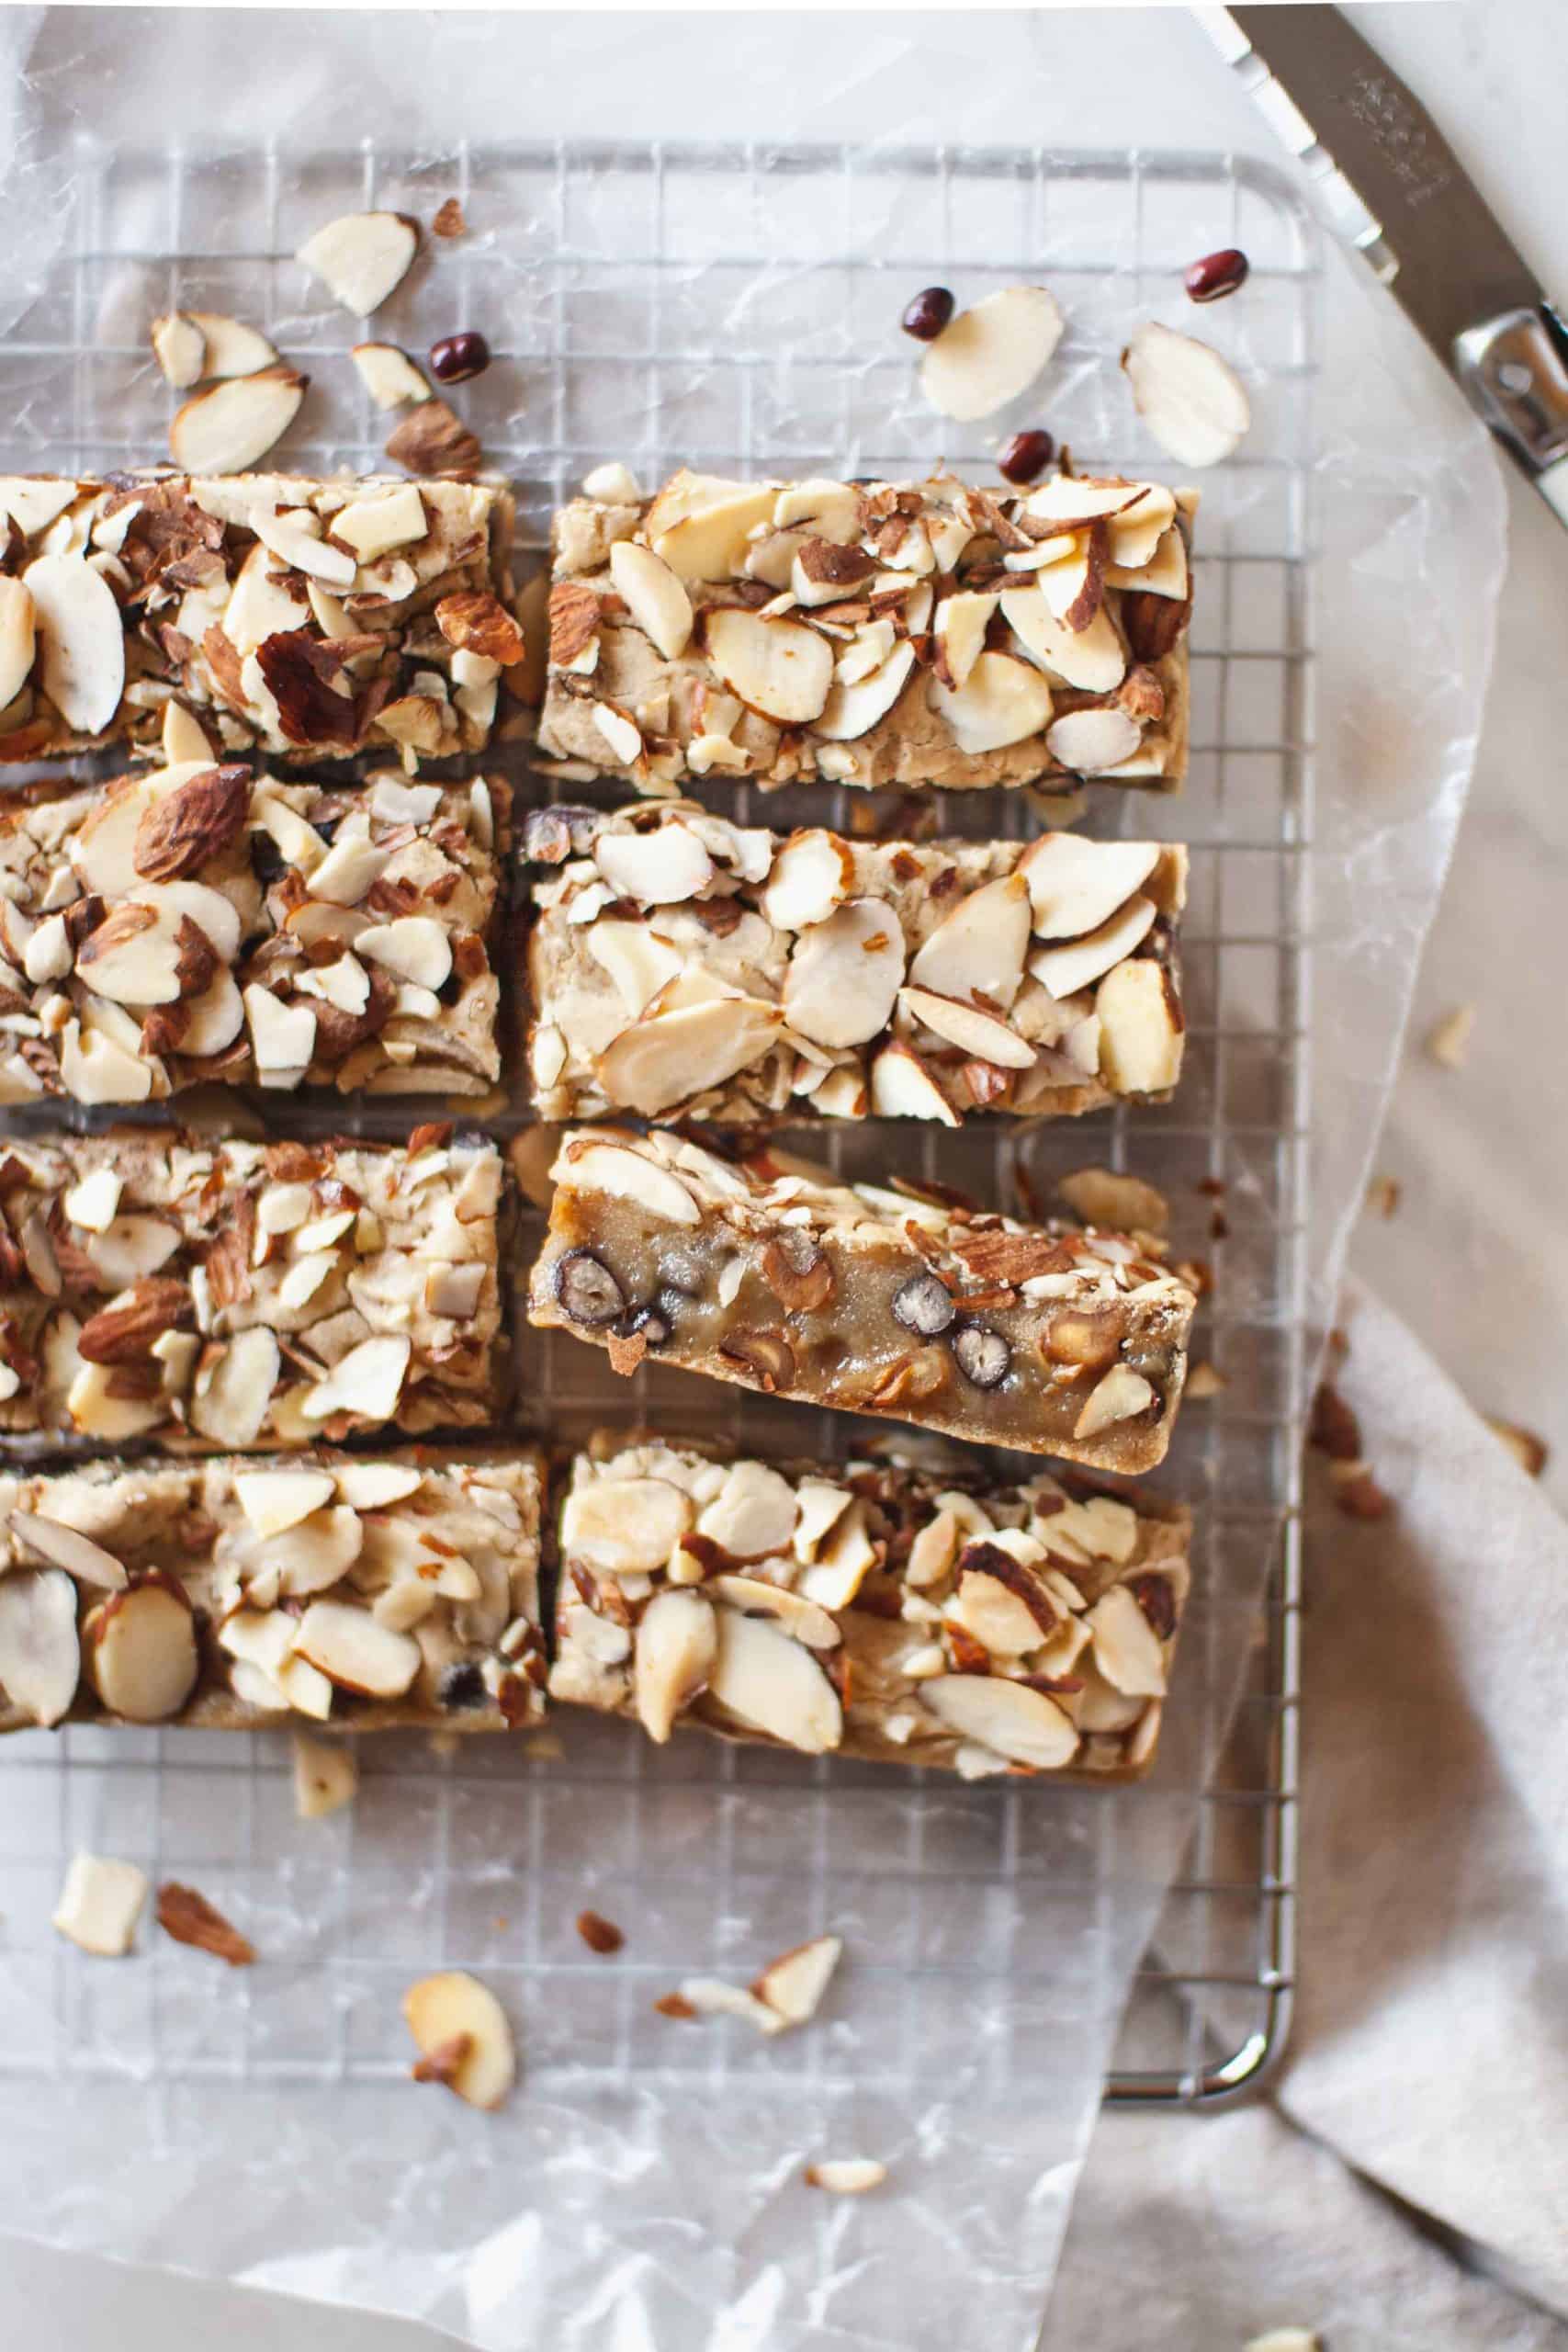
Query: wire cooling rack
[{"left": 0, "top": 136, "right": 1315, "bottom": 2110}]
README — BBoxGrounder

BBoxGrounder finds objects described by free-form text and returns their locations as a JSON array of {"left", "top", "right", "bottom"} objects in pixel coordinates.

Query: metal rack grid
[{"left": 0, "top": 136, "right": 1316, "bottom": 2111}]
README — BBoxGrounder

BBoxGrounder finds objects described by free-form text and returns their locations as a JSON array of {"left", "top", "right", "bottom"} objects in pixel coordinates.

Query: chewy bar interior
[
  {"left": 0, "top": 1129, "right": 503, "bottom": 1448},
  {"left": 0, "top": 1448, "right": 545, "bottom": 1734},
  {"left": 0, "top": 471, "right": 517, "bottom": 766},
  {"left": 525, "top": 801, "right": 1186, "bottom": 1125},
  {"left": 528, "top": 1131, "right": 1197, "bottom": 1473},
  {"left": 553, "top": 1436, "right": 1190, "bottom": 1781},
  {"left": 536, "top": 467, "right": 1193, "bottom": 794},
  {"left": 0, "top": 763, "right": 509, "bottom": 1105}
]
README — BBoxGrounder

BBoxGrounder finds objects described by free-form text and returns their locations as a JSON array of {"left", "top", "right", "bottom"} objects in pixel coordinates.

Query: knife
[{"left": 1198, "top": 5, "right": 1568, "bottom": 524}]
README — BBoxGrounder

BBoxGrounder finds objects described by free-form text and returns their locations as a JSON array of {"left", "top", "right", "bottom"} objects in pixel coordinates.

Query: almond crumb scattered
[
  {"left": 1425, "top": 1004, "right": 1474, "bottom": 1069},
  {"left": 1185, "top": 1359, "right": 1227, "bottom": 1399},
  {"left": 1486, "top": 1417, "right": 1549, "bottom": 1478},
  {"left": 805, "top": 2158, "right": 888, "bottom": 2195},
  {"left": 576, "top": 1908, "right": 625, "bottom": 1955},
  {"left": 155, "top": 1882, "right": 255, "bottom": 1967},
  {"left": 1246, "top": 2332, "right": 1323, "bottom": 2352},
  {"left": 654, "top": 1992, "right": 697, "bottom": 2019},
  {"left": 432, "top": 197, "right": 467, "bottom": 240},
  {"left": 1367, "top": 1172, "right": 1402, "bottom": 1218}
]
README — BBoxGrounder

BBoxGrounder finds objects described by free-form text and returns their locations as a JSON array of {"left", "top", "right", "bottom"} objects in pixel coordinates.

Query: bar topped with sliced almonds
[
  {"left": 525, "top": 800, "right": 1186, "bottom": 1125},
  {"left": 554, "top": 1434, "right": 1190, "bottom": 1781},
  {"left": 0, "top": 1447, "right": 545, "bottom": 1735},
  {"left": 536, "top": 466, "right": 1193, "bottom": 794},
  {"left": 0, "top": 470, "right": 518, "bottom": 767},
  {"left": 528, "top": 1130, "right": 1198, "bottom": 1473},
  {"left": 0, "top": 763, "right": 508, "bottom": 1104},
  {"left": 0, "top": 1128, "right": 503, "bottom": 1448}
]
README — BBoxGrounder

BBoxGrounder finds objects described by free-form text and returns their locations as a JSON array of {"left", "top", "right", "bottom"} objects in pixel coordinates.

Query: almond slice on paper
[
  {"left": 921, "top": 1673, "right": 1079, "bottom": 1768},
  {"left": 404, "top": 1971, "right": 515, "bottom": 2109},
  {"left": 783, "top": 898, "right": 905, "bottom": 1050},
  {"left": 634, "top": 1586, "right": 717, "bottom": 1743},
  {"left": 815, "top": 639, "right": 916, "bottom": 741},
  {"left": 184, "top": 311, "right": 277, "bottom": 379},
  {"left": 597, "top": 994, "right": 783, "bottom": 1117},
  {"left": 292, "top": 1728, "right": 358, "bottom": 1819},
  {"left": 1028, "top": 894, "right": 1156, "bottom": 998},
  {"left": 83, "top": 1581, "right": 198, "bottom": 1722},
  {"left": 22, "top": 552, "right": 124, "bottom": 733},
  {"left": 908, "top": 872, "right": 1031, "bottom": 1010},
  {"left": 351, "top": 342, "right": 429, "bottom": 409},
  {"left": 869, "top": 1039, "right": 961, "bottom": 1125},
  {"left": 11, "top": 1509, "right": 128, "bottom": 1590},
  {"left": 707, "top": 1608, "right": 843, "bottom": 1754},
  {"left": 0, "top": 575, "right": 35, "bottom": 712},
  {"left": 1001, "top": 584, "right": 1126, "bottom": 695},
  {"left": 1095, "top": 959, "right": 1184, "bottom": 1094},
  {"left": 1045, "top": 706, "right": 1143, "bottom": 776},
  {"left": 919, "top": 285, "right": 1065, "bottom": 421},
  {"left": 1015, "top": 833, "right": 1160, "bottom": 939},
  {"left": 898, "top": 985, "right": 1035, "bottom": 1070},
  {"left": 609, "top": 539, "right": 693, "bottom": 662},
  {"left": 169, "top": 365, "right": 307, "bottom": 475},
  {"left": 671, "top": 1977, "right": 788, "bottom": 2034},
  {"left": 704, "top": 607, "right": 833, "bottom": 726},
  {"left": 150, "top": 311, "right": 205, "bottom": 389},
  {"left": 52, "top": 1853, "right": 147, "bottom": 1957},
  {"left": 1122, "top": 322, "right": 1250, "bottom": 468},
  {"left": 752, "top": 1932, "right": 842, "bottom": 2025},
  {"left": 805, "top": 2158, "right": 887, "bottom": 2195},
  {"left": 0, "top": 1567, "right": 80, "bottom": 1724},
  {"left": 298, "top": 210, "right": 420, "bottom": 317},
  {"left": 931, "top": 650, "right": 1051, "bottom": 755}
]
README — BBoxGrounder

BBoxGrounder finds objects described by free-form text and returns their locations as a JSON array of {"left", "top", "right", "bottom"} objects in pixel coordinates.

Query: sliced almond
[
  {"left": 706, "top": 1609, "right": 842, "bottom": 1754},
  {"left": 62, "top": 1167, "right": 122, "bottom": 1233},
  {"left": 1015, "top": 833, "right": 1160, "bottom": 940},
  {"left": 753, "top": 1932, "right": 841, "bottom": 2025},
  {"left": 671, "top": 1977, "right": 786, "bottom": 2034},
  {"left": 333, "top": 1462, "right": 422, "bottom": 1511},
  {"left": 11, "top": 1510, "right": 128, "bottom": 1590},
  {"left": 151, "top": 311, "right": 205, "bottom": 389},
  {"left": 898, "top": 985, "right": 1034, "bottom": 1070},
  {"left": 59, "top": 1018, "right": 152, "bottom": 1106},
  {"left": 235, "top": 1468, "right": 338, "bottom": 1540},
  {"left": 355, "top": 916, "right": 453, "bottom": 991},
  {"left": 1057, "top": 1168, "right": 1169, "bottom": 1236},
  {"left": 609, "top": 540, "right": 693, "bottom": 661},
  {"left": 185, "top": 311, "right": 277, "bottom": 379},
  {"left": 52, "top": 1853, "right": 146, "bottom": 1957},
  {"left": 760, "top": 830, "right": 855, "bottom": 932},
  {"left": 593, "top": 819, "right": 712, "bottom": 905},
  {"left": 1087, "top": 1581, "right": 1168, "bottom": 1696},
  {"left": 1045, "top": 706, "right": 1143, "bottom": 775},
  {"left": 649, "top": 479, "right": 776, "bottom": 582},
  {"left": 704, "top": 608, "right": 833, "bottom": 726},
  {"left": 597, "top": 994, "right": 783, "bottom": 1118},
  {"left": 0, "top": 1567, "right": 80, "bottom": 1725},
  {"left": 188, "top": 1325, "right": 279, "bottom": 1450},
  {"left": 169, "top": 366, "right": 307, "bottom": 475},
  {"left": 806, "top": 2159, "right": 886, "bottom": 2195},
  {"left": 292, "top": 1728, "right": 358, "bottom": 1819},
  {"left": 933, "top": 589, "right": 998, "bottom": 690},
  {"left": 1095, "top": 959, "right": 1184, "bottom": 1094},
  {"left": 713, "top": 1577, "right": 840, "bottom": 1650},
  {"left": 0, "top": 574, "right": 35, "bottom": 713},
  {"left": 243, "top": 984, "right": 316, "bottom": 1078},
  {"left": 922, "top": 1673, "right": 1078, "bottom": 1768},
  {"left": 1122, "top": 322, "right": 1249, "bottom": 468},
  {"left": 254, "top": 506, "right": 356, "bottom": 588},
  {"left": 697, "top": 1459, "right": 798, "bottom": 1561},
  {"left": 1106, "top": 487, "right": 1178, "bottom": 571},
  {"left": 403, "top": 1970, "right": 514, "bottom": 2109},
  {"left": 783, "top": 898, "right": 904, "bottom": 1050},
  {"left": 908, "top": 872, "right": 1031, "bottom": 1010},
  {"left": 634, "top": 1586, "right": 717, "bottom": 1743},
  {"left": 1001, "top": 584, "right": 1126, "bottom": 695},
  {"left": 0, "top": 478, "right": 76, "bottom": 535},
  {"left": 294, "top": 1600, "right": 419, "bottom": 1698},
  {"left": 795, "top": 1499, "right": 878, "bottom": 1611},
  {"left": 83, "top": 1580, "right": 198, "bottom": 1722},
  {"left": 331, "top": 482, "right": 428, "bottom": 561},
  {"left": 265, "top": 1505, "right": 364, "bottom": 1600},
  {"left": 868, "top": 1039, "right": 960, "bottom": 1125},
  {"left": 562, "top": 1476, "right": 694, "bottom": 1575},
  {"left": 298, "top": 210, "right": 420, "bottom": 317},
  {"left": 816, "top": 639, "right": 915, "bottom": 741},
  {"left": 1106, "top": 524, "right": 1189, "bottom": 599},
  {"left": 1029, "top": 894, "right": 1156, "bottom": 999},
  {"left": 1074, "top": 1363, "right": 1156, "bottom": 1439},
  {"left": 561, "top": 1139, "right": 701, "bottom": 1227},
  {"left": 23, "top": 552, "right": 124, "bottom": 733},
  {"left": 919, "top": 286, "right": 1065, "bottom": 421},
  {"left": 584, "top": 920, "right": 683, "bottom": 1017},
  {"left": 931, "top": 650, "right": 1051, "bottom": 754},
  {"left": 351, "top": 342, "right": 429, "bottom": 409},
  {"left": 300, "top": 1333, "right": 412, "bottom": 1425},
  {"left": 773, "top": 479, "right": 862, "bottom": 540}
]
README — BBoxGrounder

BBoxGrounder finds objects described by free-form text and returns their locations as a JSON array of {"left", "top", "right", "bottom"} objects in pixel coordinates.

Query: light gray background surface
[{"left": 1, "top": 2, "right": 1562, "bottom": 2343}]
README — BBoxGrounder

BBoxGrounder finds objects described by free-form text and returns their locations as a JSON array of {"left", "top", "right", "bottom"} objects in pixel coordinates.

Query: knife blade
[{"left": 1198, "top": 5, "right": 1568, "bottom": 525}]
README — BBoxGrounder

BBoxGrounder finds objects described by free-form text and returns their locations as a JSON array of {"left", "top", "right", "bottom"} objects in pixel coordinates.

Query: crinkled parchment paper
[{"left": 0, "top": 11, "right": 1506, "bottom": 2350}]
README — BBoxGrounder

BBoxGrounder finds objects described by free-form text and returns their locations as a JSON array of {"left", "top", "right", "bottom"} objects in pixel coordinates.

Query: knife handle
[{"left": 1453, "top": 306, "right": 1568, "bottom": 523}]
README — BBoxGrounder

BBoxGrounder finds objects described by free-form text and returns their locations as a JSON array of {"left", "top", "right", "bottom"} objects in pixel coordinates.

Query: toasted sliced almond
[
  {"left": 403, "top": 1970, "right": 514, "bottom": 2109},
  {"left": 922, "top": 1673, "right": 1078, "bottom": 1768},
  {"left": 294, "top": 1600, "right": 419, "bottom": 1698},
  {"left": 11, "top": 1509, "right": 128, "bottom": 1590},
  {"left": 816, "top": 639, "right": 915, "bottom": 741},
  {"left": 868, "top": 1039, "right": 960, "bottom": 1125},
  {"left": 83, "top": 1580, "right": 198, "bottom": 1722},
  {"left": 705, "top": 607, "right": 833, "bottom": 726},
  {"left": 1016, "top": 833, "right": 1160, "bottom": 939},
  {"left": 292, "top": 1728, "right": 359, "bottom": 1819},
  {"left": 753, "top": 1932, "right": 842, "bottom": 2024},
  {"left": 707, "top": 1609, "right": 842, "bottom": 1754},
  {"left": 1122, "top": 322, "right": 1249, "bottom": 468},
  {"left": 773, "top": 478, "right": 862, "bottom": 540},
  {"left": 598, "top": 994, "right": 783, "bottom": 1118},
  {"left": 649, "top": 479, "right": 776, "bottom": 581},
  {"left": 562, "top": 1476, "right": 694, "bottom": 1575},
  {"left": 1095, "top": 959, "right": 1184, "bottom": 1094},
  {"left": 933, "top": 588, "right": 998, "bottom": 690},
  {"left": 185, "top": 311, "right": 276, "bottom": 379},
  {"left": 760, "top": 830, "right": 855, "bottom": 932},
  {"left": 299, "top": 210, "right": 420, "bottom": 316},
  {"left": 1106, "top": 523, "right": 1189, "bottom": 599},
  {"left": 1074, "top": 1363, "right": 1156, "bottom": 1439},
  {"left": 593, "top": 819, "right": 711, "bottom": 905},
  {"left": 0, "top": 477, "right": 76, "bottom": 535},
  {"left": 908, "top": 872, "right": 1031, "bottom": 1010},
  {"left": 151, "top": 311, "right": 205, "bottom": 389},
  {"left": 783, "top": 898, "right": 905, "bottom": 1050},
  {"left": 931, "top": 650, "right": 1051, "bottom": 754},
  {"left": 1087, "top": 1581, "right": 1168, "bottom": 1696},
  {"left": 23, "top": 552, "right": 124, "bottom": 733},
  {"left": 351, "top": 342, "right": 429, "bottom": 409},
  {"left": 1045, "top": 706, "right": 1143, "bottom": 775},
  {"left": 898, "top": 985, "right": 1034, "bottom": 1069},
  {"left": 634, "top": 1586, "right": 717, "bottom": 1743},
  {"left": 805, "top": 2158, "right": 886, "bottom": 2195},
  {"left": 0, "top": 1567, "right": 80, "bottom": 1725},
  {"left": 1029, "top": 893, "right": 1156, "bottom": 998},
  {"left": 1002, "top": 584, "right": 1125, "bottom": 696},
  {"left": 609, "top": 539, "right": 693, "bottom": 661},
  {"left": 561, "top": 1140, "right": 701, "bottom": 1227},
  {"left": 52, "top": 1853, "right": 146, "bottom": 1957},
  {"left": 919, "top": 286, "right": 1065, "bottom": 421},
  {"left": 169, "top": 366, "right": 306, "bottom": 475}
]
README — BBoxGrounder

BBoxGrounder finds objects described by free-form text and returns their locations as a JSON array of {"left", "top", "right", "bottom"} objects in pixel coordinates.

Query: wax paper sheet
[{"left": 0, "top": 10, "right": 1506, "bottom": 2351}]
